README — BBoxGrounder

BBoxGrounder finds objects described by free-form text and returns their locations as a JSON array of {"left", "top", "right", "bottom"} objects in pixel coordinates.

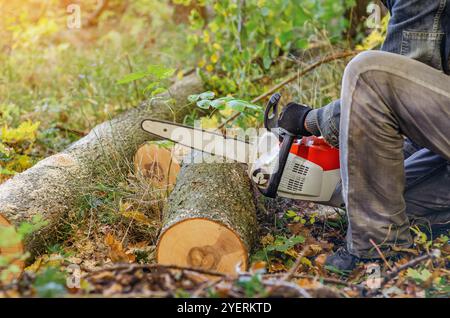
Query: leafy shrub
[
  {"left": 186, "top": 0, "right": 355, "bottom": 96},
  {"left": 0, "top": 120, "right": 40, "bottom": 181}
]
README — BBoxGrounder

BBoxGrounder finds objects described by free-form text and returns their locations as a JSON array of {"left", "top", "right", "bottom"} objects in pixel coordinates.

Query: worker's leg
[
  {"left": 325, "top": 139, "right": 433, "bottom": 209},
  {"left": 340, "top": 51, "right": 450, "bottom": 258},
  {"left": 404, "top": 149, "right": 450, "bottom": 233}
]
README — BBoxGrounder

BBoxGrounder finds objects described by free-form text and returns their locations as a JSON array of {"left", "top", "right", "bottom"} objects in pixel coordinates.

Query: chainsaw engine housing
[{"left": 250, "top": 136, "right": 340, "bottom": 202}]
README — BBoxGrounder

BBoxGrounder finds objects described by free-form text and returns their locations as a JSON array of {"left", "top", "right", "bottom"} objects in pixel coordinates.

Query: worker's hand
[{"left": 278, "top": 102, "right": 313, "bottom": 136}]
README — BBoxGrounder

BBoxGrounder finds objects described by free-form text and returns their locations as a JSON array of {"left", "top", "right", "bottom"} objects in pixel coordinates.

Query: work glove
[{"left": 278, "top": 102, "right": 313, "bottom": 137}]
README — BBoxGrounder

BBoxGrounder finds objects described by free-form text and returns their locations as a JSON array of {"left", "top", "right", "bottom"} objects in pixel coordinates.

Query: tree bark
[
  {"left": 156, "top": 153, "right": 258, "bottom": 274},
  {"left": 0, "top": 74, "right": 203, "bottom": 256}
]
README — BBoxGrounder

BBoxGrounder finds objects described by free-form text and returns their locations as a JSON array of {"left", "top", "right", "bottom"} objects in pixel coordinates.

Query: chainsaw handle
[
  {"left": 259, "top": 133, "right": 295, "bottom": 198},
  {"left": 264, "top": 93, "right": 281, "bottom": 131}
]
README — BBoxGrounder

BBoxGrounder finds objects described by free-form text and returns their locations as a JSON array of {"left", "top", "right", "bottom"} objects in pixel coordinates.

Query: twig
[
  {"left": 366, "top": 250, "right": 440, "bottom": 297},
  {"left": 369, "top": 238, "right": 394, "bottom": 271},
  {"left": 217, "top": 50, "right": 359, "bottom": 129},
  {"left": 282, "top": 249, "right": 306, "bottom": 281},
  {"left": 55, "top": 124, "right": 86, "bottom": 137},
  {"left": 264, "top": 279, "right": 312, "bottom": 298},
  {"left": 84, "top": 263, "right": 228, "bottom": 278},
  {"left": 264, "top": 273, "right": 364, "bottom": 290},
  {"left": 191, "top": 277, "right": 224, "bottom": 297}
]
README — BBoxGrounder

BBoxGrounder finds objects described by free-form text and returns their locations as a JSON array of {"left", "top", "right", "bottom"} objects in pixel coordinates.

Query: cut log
[
  {"left": 0, "top": 74, "right": 203, "bottom": 257},
  {"left": 134, "top": 144, "right": 181, "bottom": 187},
  {"left": 157, "top": 154, "right": 258, "bottom": 274}
]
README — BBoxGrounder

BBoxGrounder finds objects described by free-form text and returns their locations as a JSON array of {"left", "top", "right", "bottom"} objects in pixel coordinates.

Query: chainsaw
[{"left": 141, "top": 94, "right": 341, "bottom": 203}]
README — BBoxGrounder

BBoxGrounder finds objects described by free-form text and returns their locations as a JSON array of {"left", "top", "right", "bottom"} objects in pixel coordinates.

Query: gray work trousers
[{"left": 339, "top": 51, "right": 450, "bottom": 258}]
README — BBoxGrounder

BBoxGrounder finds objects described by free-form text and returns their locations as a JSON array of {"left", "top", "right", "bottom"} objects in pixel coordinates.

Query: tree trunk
[
  {"left": 0, "top": 74, "right": 203, "bottom": 256},
  {"left": 156, "top": 154, "right": 258, "bottom": 274}
]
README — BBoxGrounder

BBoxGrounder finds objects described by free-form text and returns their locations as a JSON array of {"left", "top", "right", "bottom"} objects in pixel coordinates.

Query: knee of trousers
[
  {"left": 344, "top": 51, "right": 393, "bottom": 78},
  {"left": 341, "top": 51, "right": 394, "bottom": 115}
]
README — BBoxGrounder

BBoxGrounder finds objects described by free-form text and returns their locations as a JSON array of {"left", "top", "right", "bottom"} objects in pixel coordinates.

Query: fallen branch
[
  {"left": 282, "top": 248, "right": 306, "bottom": 281},
  {"left": 264, "top": 279, "right": 312, "bottom": 298},
  {"left": 366, "top": 249, "right": 440, "bottom": 297},
  {"left": 369, "top": 238, "right": 394, "bottom": 271},
  {"left": 84, "top": 263, "right": 228, "bottom": 278},
  {"left": 264, "top": 273, "right": 363, "bottom": 290}
]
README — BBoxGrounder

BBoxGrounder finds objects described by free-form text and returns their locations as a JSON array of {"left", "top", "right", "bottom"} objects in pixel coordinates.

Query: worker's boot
[
  {"left": 324, "top": 247, "right": 360, "bottom": 272},
  {"left": 325, "top": 246, "right": 417, "bottom": 272}
]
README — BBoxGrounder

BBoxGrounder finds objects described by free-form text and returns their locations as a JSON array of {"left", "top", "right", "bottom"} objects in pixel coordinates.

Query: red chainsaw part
[{"left": 289, "top": 136, "right": 340, "bottom": 171}]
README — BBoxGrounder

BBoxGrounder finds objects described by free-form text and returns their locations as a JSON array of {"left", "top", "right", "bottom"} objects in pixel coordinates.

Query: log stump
[{"left": 156, "top": 156, "right": 258, "bottom": 274}]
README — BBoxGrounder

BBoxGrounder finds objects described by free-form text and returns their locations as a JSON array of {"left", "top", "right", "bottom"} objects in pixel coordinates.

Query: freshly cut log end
[
  {"left": 134, "top": 144, "right": 180, "bottom": 187},
  {"left": 157, "top": 218, "right": 248, "bottom": 273},
  {"left": 156, "top": 155, "right": 258, "bottom": 275},
  {"left": 0, "top": 214, "right": 24, "bottom": 282}
]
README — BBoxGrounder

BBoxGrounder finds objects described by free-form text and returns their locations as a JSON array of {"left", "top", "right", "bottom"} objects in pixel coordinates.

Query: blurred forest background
[{"left": 0, "top": 0, "right": 448, "bottom": 298}]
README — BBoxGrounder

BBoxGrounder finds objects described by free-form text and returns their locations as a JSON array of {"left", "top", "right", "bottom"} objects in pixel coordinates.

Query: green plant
[
  {"left": 188, "top": 91, "right": 262, "bottom": 127},
  {"left": 186, "top": 0, "right": 355, "bottom": 97},
  {"left": 117, "top": 64, "right": 175, "bottom": 97},
  {"left": 33, "top": 266, "right": 67, "bottom": 298},
  {"left": 252, "top": 234, "right": 305, "bottom": 265},
  {"left": 406, "top": 268, "right": 432, "bottom": 284},
  {"left": 285, "top": 210, "right": 318, "bottom": 225},
  {"left": 236, "top": 274, "right": 268, "bottom": 297},
  {"left": 0, "top": 120, "right": 40, "bottom": 181}
]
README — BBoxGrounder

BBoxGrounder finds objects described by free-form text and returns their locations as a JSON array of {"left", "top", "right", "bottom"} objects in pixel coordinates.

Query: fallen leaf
[
  {"left": 269, "top": 262, "right": 287, "bottom": 273},
  {"left": 304, "top": 244, "right": 322, "bottom": 257},
  {"left": 296, "top": 278, "right": 322, "bottom": 289},
  {"left": 315, "top": 254, "right": 327, "bottom": 267},
  {"left": 284, "top": 248, "right": 299, "bottom": 259},
  {"left": 67, "top": 256, "right": 82, "bottom": 265},
  {"left": 250, "top": 261, "right": 267, "bottom": 273},
  {"left": 104, "top": 233, "right": 135, "bottom": 263},
  {"left": 392, "top": 246, "right": 419, "bottom": 256},
  {"left": 121, "top": 210, "right": 155, "bottom": 226}
]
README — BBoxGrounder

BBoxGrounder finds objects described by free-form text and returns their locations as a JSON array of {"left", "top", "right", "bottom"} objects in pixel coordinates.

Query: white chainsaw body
[{"left": 250, "top": 135, "right": 341, "bottom": 202}]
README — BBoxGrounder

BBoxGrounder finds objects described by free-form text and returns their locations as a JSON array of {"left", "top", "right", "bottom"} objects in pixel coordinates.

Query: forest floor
[
  {"left": 2, "top": 193, "right": 450, "bottom": 298},
  {"left": 0, "top": 2, "right": 449, "bottom": 298}
]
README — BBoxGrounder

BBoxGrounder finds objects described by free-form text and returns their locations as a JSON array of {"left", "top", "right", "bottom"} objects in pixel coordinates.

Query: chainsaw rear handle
[
  {"left": 264, "top": 93, "right": 281, "bottom": 131},
  {"left": 258, "top": 133, "right": 295, "bottom": 198}
]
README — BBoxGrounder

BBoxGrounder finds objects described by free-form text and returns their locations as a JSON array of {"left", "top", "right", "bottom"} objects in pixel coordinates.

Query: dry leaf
[
  {"left": 104, "top": 233, "right": 135, "bottom": 263},
  {"left": 269, "top": 262, "right": 287, "bottom": 273},
  {"left": 121, "top": 210, "right": 154, "bottom": 226},
  {"left": 315, "top": 253, "right": 327, "bottom": 267},
  {"left": 284, "top": 248, "right": 299, "bottom": 259},
  {"left": 296, "top": 278, "right": 321, "bottom": 289},
  {"left": 250, "top": 261, "right": 267, "bottom": 273},
  {"left": 304, "top": 244, "right": 322, "bottom": 257}
]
